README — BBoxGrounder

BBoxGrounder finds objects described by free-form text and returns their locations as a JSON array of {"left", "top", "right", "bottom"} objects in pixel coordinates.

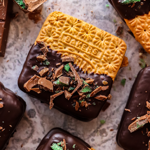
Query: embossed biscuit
[
  {"left": 109, "top": 0, "right": 150, "bottom": 54},
  {"left": 36, "top": 11, "right": 127, "bottom": 80}
]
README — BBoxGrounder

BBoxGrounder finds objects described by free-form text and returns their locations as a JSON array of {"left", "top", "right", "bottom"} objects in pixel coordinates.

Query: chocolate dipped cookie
[
  {"left": 36, "top": 128, "right": 94, "bottom": 150},
  {"left": 18, "top": 12, "right": 127, "bottom": 121},
  {"left": 117, "top": 66, "right": 150, "bottom": 150},
  {"left": 0, "top": 0, "right": 13, "bottom": 57},
  {"left": 0, "top": 82, "right": 26, "bottom": 150},
  {"left": 109, "top": 0, "right": 150, "bottom": 53}
]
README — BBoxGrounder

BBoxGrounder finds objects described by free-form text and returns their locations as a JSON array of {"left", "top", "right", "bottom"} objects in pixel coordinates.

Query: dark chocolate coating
[
  {"left": 0, "top": 0, "right": 13, "bottom": 57},
  {"left": 18, "top": 44, "right": 113, "bottom": 122},
  {"left": 36, "top": 128, "right": 91, "bottom": 150},
  {"left": 0, "top": 82, "right": 26, "bottom": 150},
  {"left": 109, "top": 0, "right": 150, "bottom": 20},
  {"left": 117, "top": 67, "right": 150, "bottom": 150}
]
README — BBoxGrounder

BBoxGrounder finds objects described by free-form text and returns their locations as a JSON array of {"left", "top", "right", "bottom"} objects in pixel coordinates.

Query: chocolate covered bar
[
  {"left": 0, "top": 0, "right": 13, "bottom": 57},
  {"left": 0, "top": 82, "right": 26, "bottom": 150},
  {"left": 117, "top": 66, "right": 150, "bottom": 150},
  {"left": 13, "top": 0, "right": 47, "bottom": 12},
  {"left": 109, "top": 0, "right": 150, "bottom": 53},
  {"left": 36, "top": 128, "right": 94, "bottom": 150},
  {"left": 18, "top": 12, "right": 127, "bottom": 121}
]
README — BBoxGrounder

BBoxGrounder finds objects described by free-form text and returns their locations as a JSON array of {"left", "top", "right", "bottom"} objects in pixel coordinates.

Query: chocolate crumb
[
  {"left": 125, "top": 108, "right": 131, "bottom": 112},
  {"left": 116, "top": 26, "right": 123, "bottom": 36}
]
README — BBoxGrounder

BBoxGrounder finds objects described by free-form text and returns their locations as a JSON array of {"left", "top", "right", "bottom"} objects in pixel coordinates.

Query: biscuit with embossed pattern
[
  {"left": 36, "top": 11, "right": 127, "bottom": 80},
  {"left": 125, "top": 12, "right": 150, "bottom": 54}
]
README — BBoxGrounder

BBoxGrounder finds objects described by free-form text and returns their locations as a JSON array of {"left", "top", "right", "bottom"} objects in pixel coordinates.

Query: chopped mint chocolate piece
[
  {"left": 86, "top": 93, "right": 91, "bottom": 98},
  {"left": 72, "top": 144, "right": 76, "bottom": 148},
  {"left": 15, "top": 0, "right": 26, "bottom": 9},
  {"left": 64, "top": 63, "right": 70, "bottom": 72},
  {"left": 53, "top": 79, "right": 67, "bottom": 86},
  {"left": 120, "top": 0, "right": 141, "bottom": 4},
  {"left": 81, "top": 86, "right": 92, "bottom": 93},
  {"left": 100, "top": 120, "right": 106, "bottom": 125},
  {"left": 68, "top": 87, "right": 75, "bottom": 91},
  {"left": 92, "top": 102, "right": 96, "bottom": 105},
  {"left": 51, "top": 143, "right": 63, "bottom": 150},
  {"left": 43, "top": 60, "right": 50, "bottom": 66},
  {"left": 140, "top": 58, "right": 146, "bottom": 69},
  {"left": 82, "top": 79, "right": 89, "bottom": 86},
  {"left": 121, "top": 79, "right": 126, "bottom": 86},
  {"left": 79, "top": 99, "right": 85, "bottom": 103}
]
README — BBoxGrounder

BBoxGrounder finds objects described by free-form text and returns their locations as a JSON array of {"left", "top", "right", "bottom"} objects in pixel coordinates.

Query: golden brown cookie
[{"left": 36, "top": 11, "right": 127, "bottom": 80}]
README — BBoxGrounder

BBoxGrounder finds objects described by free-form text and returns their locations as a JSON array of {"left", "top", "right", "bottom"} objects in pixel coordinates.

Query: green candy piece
[
  {"left": 68, "top": 87, "right": 75, "bottom": 91},
  {"left": 121, "top": 0, "right": 141, "bottom": 4},
  {"left": 80, "top": 86, "right": 92, "bottom": 93},
  {"left": 15, "top": 0, "right": 26, "bottom": 9},
  {"left": 51, "top": 143, "right": 63, "bottom": 150},
  {"left": 64, "top": 63, "right": 70, "bottom": 72}
]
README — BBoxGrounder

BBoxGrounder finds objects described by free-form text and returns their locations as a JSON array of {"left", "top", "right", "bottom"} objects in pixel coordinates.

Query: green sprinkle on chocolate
[
  {"left": 51, "top": 143, "right": 63, "bottom": 150},
  {"left": 72, "top": 144, "right": 76, "bottom": 148},
  {"left": 121, "top": 79, "right": 126, "bottom": 86},
  {"left": 68, "top": 87, "right": 75, "bottom": 91},
  {"left": 80, "top": 86, "right": 92, "bottom": 93},
  {"left": 121, "top": 0, "right": 141, "bottom": 4},
  {"left": 82, "top": 79, "right": 89, "bottom": 86},
  {"left": 64, "top": 63, "right": 70, "bottom": 72},
  {"left": 15, "top": 0, "right": 26, "bottom": 9},
  {"left": 43, "top": 60, "right": 50, "bottom": 66},
  {"left": 100, "top": 120, "right": 106, "bottom": 125}
]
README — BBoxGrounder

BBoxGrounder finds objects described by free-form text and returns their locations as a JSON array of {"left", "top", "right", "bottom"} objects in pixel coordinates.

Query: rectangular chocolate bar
[
  {"left": 117, "top": 67, "right": 150, "bottom": 150},
  {"left": 18, "top": 43, "right": 113, "bottom": 121},
  {"left": 109, "top": 0, "right": 150, "bottom": 53},
  {"left": 0, "top": 82, "right": 26, "bottom": 150},
  {"left": 0, "top": 0, "right": 13, "bottom": 57},
  {"left": 36, "top": 128, "right": 94, "bottom": 150}
]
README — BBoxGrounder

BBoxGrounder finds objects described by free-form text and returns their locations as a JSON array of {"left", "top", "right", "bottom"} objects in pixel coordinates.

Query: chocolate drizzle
[
  {"left": 109, "top": 0, "right": 150, "bottom": 20},
  {"left": 18, "top": 43, "right": 113, "bottom": 121},
  {"left": 0, "top": 82, "right": 26, "bottom": 150},
  {"left": 36, "top": 128, "right": 91, "bottom": 150}
]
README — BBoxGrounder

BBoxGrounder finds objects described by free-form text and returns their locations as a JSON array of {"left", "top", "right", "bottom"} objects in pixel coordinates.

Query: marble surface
[{"left": 1, "top": 0, "right": 150, "bottom": 149}]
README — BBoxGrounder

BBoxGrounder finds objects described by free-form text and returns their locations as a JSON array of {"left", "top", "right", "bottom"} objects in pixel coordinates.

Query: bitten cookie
[
  {"left": 36, "top": 11, "right": 127, "bottom": 81},
  {"left": 117, "top": 67, "right": 150, "bottom": 150},
  {"left": 36, "top": 128, "right": 94, "bottom": 150},
  {"left": 0, "top": 82, "right": 26, "bottom": 150},
  {"left": 109, "top": 0, "right": 150, "bottom": 53}
]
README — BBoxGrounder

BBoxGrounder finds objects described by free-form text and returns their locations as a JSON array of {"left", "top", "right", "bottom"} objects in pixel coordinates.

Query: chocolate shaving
[
  {"left": 147, "top": 132, "right": 150, "bottom": 137},
  {"left": 80, "top": 101, "right": 89, "bottom": 108},
  {"left": 59, "top": 76, "right": 70, "bottom": 85},
  {"left": 107, "top": 94, "right": 112, "bottom": 100},
  {"left": 36, "top": 55, "right": 47, "bottom": 62},
  {"left": 66, "top": 71, "right": 74, "bottom": 77},
  {"left": 54, "top": 65, "right": 64, "bottom": 79},
  {"left": 64, "top": 90, "right": 72, "bottom": 100},
  {"left": 102, "top": 80, "right": 108, "bottom": 85},
  {"left": 146, "top": 101, "right": 150, "bottom": 110},
  {"left": 0, "top": 98, "right": 2, "bottom": 101},
  {"left": 148, "top": 140, "right": 150, "bottom": 150},
  {"left": 75, "top": 101, "right": 80, "bottom": 111},
  {"left": 101, "top": 86, "right": 109, "bottom": 91},
  {"left": 62, "top": 56, "right": 75, "bottom": 63},
  {"left": 38, "top": 78, "right": 53, "bottom": 92},
  {"left": 24, "top": 75, "right": 40, "bottom": 92},
  {"left": 31, "top": 88, "right": 41, "bottom": 94},
  {"left": 0, "top": 103, "right": 3, "bottom": 108},
  {"left": 148, "top": 111, "right": 150, "bottom": 115},
  {"left": 94, "top": 95, "right": 107, "bottom": 101},
  {"left": 49, "top": 91, "right": 64, "bottom": 109},
  {"left": 128, "top": 114, "right": 150, "bottom": 133},
  {"left": 85, "top": 79, "right": 94, "bottom": 84},
  {"left": 0, "top": 126, "right": 3, "bottom": 130},
  {"left": 90, "top": 86, "right": 102, "bottom": 97},
  {"left": 69, "top": 63, "right": 83, "bottom": 96},
  {"left": 125, "top": 108, "right": 131, "bottom": 112},
  {"left": 32, "top": 65, "right": 39, "bottom": 71},
  {"left": 39, "top": 68, "right": 49, "bottom": 77},
  {"left": 61, "top": 139, "right": 66, "bottom": 150}
]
